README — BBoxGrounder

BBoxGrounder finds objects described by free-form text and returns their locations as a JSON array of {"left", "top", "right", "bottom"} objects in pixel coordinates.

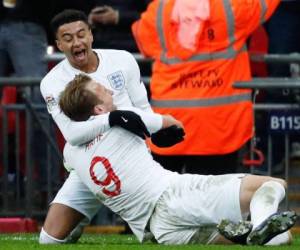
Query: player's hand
[
  {"left": 109, "top": 110, "right": 150, "bottom": 139},
  {"left": 88, "top": 6, "right": 119, "bottom": 25},
  {"left": 151, "top": 115, "right": 185, "bottom": 147},
  {"left": 161, "top": 114, "right": 183, "bottom": 129},
  {"left": 151, "top": 125, "right": 185, "bottom": 147}
]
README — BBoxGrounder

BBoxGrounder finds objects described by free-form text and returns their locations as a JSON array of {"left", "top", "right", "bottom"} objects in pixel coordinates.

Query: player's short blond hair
[{"left": 59, "top": 74, "right": 102, "bottom": 121}]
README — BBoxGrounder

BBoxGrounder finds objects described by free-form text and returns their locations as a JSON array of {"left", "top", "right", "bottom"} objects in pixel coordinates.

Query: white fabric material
[
  {"left": 64, "top": 127, "right": 175, "bottom": 242},
  {"left": 39, "top": 227, "right": 67, "bottom": 244},
  {"left": 65, "top": 127, "right": 246, "bottom": 245},
  {"left": 51, "top": 171, "right": 102, "bottom": 221},
  {"left": 250, "top": 181, "right": 285, "bottom": 229},
  {"left": 41, "top": 49, "right": 156, "bottom": 243},
  {"left": 171, "top": 0, "right": 210, "bottom": 50},
  {"left": 149, "top": 174, "right": 244, "bottom": 244},
  {"left": 39, "top": 223, "right": 86, "bottom": 244},
  {"left": 40, "top": 49, "right": 152, "bottom": 147},
  {"left": 39, "top": 225, "right": 85, "bottom": 244}
]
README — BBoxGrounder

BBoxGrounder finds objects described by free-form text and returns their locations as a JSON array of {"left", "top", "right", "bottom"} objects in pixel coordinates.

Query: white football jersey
[
  {"left": 40, "top": 49, "right": 152, "bottom": 146},
  {"left": 64, "top": 126, "right": 175, "bottom": 242}
]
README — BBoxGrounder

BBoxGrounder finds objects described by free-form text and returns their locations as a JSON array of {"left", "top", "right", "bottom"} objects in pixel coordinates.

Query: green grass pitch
[{"left": 0, "top": 233, "right": 300, "bottom": 250}]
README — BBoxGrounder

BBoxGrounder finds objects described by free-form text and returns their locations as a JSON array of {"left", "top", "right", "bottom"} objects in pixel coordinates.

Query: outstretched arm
[
  {"left": 41, "top": 78, "right": 149, "bottom": 145},
  {"left": 119, "top": 107, "right": 185, "bottom": 147},
  {"left": 119, "top": 106, "right": 183, "bottom": 133}
]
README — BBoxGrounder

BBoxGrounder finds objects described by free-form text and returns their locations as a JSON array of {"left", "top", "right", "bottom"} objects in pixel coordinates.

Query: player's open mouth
[{"left": 73, "top": 49, "right": 86, "bottom": 62}]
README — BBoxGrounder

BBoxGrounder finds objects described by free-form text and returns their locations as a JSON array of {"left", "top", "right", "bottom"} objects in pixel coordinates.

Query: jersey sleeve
[
  {"left": 40, "top": 76, "right": 110, "bottom": 146},
  {"left": 119, "top": 106, "right": 162, "bottom": 134},
  {"left": 124, "top": 51, "right": 153, "bottom": 113},
  {"left": 53, "top": 111, "right": 110, "bottom": 146}
]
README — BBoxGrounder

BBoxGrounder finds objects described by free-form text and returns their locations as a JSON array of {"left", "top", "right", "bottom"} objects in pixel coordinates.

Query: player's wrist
[{"left": 108, "top": 110, "right": 150, "bottom": 139}]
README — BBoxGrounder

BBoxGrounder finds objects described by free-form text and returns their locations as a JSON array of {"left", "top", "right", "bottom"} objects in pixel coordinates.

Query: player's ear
[
  {"left": 56, "top": 39, "right": 63, "bottom": 52},
  {"left": 89, "top": 29, "right": 94, "bottom": 43},
  {"left": 93, "top": 104, "right": 105, "bottom": 115}
]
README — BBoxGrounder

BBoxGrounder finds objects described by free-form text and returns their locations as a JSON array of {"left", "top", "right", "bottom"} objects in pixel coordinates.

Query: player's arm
[
  {"left": 40, "top": 79, "right": 149, "bottom": 146},
  {"left": 121, "top": 107, "right": 185, "bottom": 147},
  {"left": 42, "top": 93, "right": 110, "bottom": 145},
  {"left": 120, "top": 106, "right": 183, "bottom": 133},
  {"left": 161, "top": 114, "right": 183, "bottom": 130},
  {"left": 123, "top": 51, "right": 153, "bottom": 113}
]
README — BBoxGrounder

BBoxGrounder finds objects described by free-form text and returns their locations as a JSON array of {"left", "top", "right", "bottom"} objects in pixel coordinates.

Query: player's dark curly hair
[{"left": 51, "top": 9, "right": 90, "bottom": 37}]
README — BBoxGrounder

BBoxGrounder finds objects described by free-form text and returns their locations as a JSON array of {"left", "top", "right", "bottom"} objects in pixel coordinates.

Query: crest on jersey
[
  {"left": 107, "top": 71, "right": 125, "bottom": 90},
  {"left": 45, "top": 95, "right": 58, "bottom": 112}
]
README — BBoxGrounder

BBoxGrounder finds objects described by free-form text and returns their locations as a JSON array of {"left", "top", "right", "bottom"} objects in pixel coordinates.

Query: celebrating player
[
  {"left": 57, "top": 74, "right": 297, "bottom": 246},
  {"left": 40, "top": 9, "right": 156, "bottom": 244}
]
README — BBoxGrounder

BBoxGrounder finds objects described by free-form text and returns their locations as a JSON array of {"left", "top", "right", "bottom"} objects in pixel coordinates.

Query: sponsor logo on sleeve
[
  {"left": 107, "top": 71, "right": 125, "bottom": 90},
  {"left": 121, "top": 116, "right": 128, "bottom": 123},
  {"left": 45, "top": 95, "right": 58, "bottom": 112}
]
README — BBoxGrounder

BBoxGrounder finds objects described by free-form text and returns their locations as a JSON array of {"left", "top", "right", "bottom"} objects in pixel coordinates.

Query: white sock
[
  {"left": 250, "top": 181, "right": 285, "bottom": 229},
  {"left": 39, "top": 227, "right": 68, "bottom": 244},
  {"left": 265, "top": 231, "right": 291, "bottom": 245}
]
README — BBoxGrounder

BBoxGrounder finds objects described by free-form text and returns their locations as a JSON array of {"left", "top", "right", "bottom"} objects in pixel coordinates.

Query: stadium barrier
[
  {"left": 234, "top": 78, "right": 300, "bottom": 209},
  {"left": 0, "top": 80, "right": 63, "bottom": 218},
  {"left": 1, "top": 53, "right": 300, "bottom": 219},
  {"left": 44, "top": 52, "right": 300, "bottom": 64}
]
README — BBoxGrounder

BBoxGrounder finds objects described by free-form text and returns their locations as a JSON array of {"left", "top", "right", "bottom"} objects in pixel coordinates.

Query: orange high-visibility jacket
[{"left": 132, "top": 0, "right": 280, "bottom": 155}]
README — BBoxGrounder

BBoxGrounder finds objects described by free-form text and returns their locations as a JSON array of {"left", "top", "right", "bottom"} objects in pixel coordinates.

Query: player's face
[
  {"left": 86, "top": 80, "right": 116, "bottom": 114},
  {"left": 56, "top": 21, "right": 94, "bottom": 70}
]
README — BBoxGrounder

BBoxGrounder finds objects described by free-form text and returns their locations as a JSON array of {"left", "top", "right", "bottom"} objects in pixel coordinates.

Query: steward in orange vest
[{"left": 133, "top": 0, "right": 280, "bottom": 159}]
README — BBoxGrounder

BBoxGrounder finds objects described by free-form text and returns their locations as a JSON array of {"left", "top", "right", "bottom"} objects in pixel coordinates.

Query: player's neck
[{"left": 77, "top": 51, "right": 99, "bottom": 73}]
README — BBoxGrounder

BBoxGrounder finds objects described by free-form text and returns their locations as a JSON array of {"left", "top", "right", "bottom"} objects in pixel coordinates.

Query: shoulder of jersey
[
  {"left": 40, "top": 60, "right": 67, "bottom": 91},
  {"left": 96, "top": 48, "right": 132, "bottom": 58}
]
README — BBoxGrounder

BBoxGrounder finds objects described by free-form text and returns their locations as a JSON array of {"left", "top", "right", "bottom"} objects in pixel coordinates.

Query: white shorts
[
  {"left": 149, "top": 173, "right": 245, "bottom": 245},
  {"left": 51, "top": 171, "right": 102, "bottom": 221}
]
